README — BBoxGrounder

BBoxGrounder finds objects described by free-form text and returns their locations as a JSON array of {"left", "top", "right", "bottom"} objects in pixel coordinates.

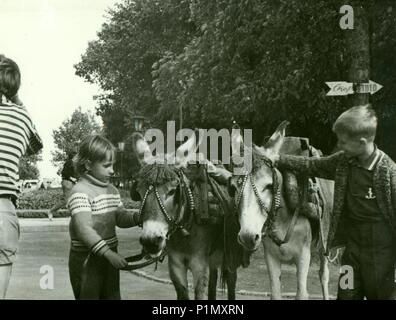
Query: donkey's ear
[
  {"left": 175, "top": 130, "right": 200, "bottom": 168},
  {"left": 132, "top": 132, "right": 153, "bottom": 164},
  {"left": 264, "top": 121, "right": 289, "bottom": 154},
  {"left": 231, "top": 128, "right": 244, "bottom": 157}
]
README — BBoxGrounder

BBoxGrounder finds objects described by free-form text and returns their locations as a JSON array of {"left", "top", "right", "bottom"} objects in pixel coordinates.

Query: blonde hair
[
  {"left": 74, "top": 134, "right": 115, "bottom": 175},
  {"left": 332, "top": 104, "right": 377, "bottom": 141}
]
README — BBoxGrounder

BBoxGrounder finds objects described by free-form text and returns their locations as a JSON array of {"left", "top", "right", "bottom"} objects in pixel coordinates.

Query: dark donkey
[{"left": 130, "top": 132, "right": 246, "bottom": 300}]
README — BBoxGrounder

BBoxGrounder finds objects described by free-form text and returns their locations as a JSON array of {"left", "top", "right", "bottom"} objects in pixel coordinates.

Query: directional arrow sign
[
  {"left": 326, "top": 81, "right": 354, "bottom": 96},
  {"left": 355, "top": 80, "right": 383, "bottom": 95},
  {"left": 326, "top": 80, "right": 383, "bottom": 96}
]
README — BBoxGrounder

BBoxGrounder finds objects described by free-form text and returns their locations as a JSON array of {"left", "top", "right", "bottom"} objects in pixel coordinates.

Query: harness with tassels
[
  {"left": 121, "top": 170, "right": 194, "bottom": 271},
  {"left": 137, "top": 170, "right": 195, "bottom": 239},
  {"left": 234, "top": 155, "right": 300, "bottom": 247}
]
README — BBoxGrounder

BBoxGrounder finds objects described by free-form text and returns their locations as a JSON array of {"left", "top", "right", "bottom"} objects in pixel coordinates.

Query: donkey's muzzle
[
  {"left": 237, "top": 232, "right": 261, "bottom": 252},
  {"left": 139, "top": 235, "right": 165, "bottom": 254}
]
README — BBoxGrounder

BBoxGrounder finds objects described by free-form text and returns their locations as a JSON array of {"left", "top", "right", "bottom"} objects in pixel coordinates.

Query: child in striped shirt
[
  {"left": 67, "top": 134, "right": 140, "bottom": 299},
  {"left": 0, "top": 55, "right": 42, "bottom": 299}
]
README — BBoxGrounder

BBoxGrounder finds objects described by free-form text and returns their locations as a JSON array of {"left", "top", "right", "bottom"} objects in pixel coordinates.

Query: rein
[
  {"left": 234, "top": 156, "right": 300, "bottom": 246},
  {"left": 121, "top": 249, "right": 167, "bottom": 271}
]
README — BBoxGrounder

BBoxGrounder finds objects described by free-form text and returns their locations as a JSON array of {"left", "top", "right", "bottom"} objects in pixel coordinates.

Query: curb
[
  {"left": 128, "top": 269, "right": 336, "bottom": 299},
  {"left": 18, "top": 217, "right": 70, "bottom": 232}
]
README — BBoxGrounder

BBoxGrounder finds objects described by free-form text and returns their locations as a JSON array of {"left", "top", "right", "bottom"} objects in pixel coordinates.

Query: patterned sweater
[
  {"left": 278, "top": 149, "right": 396, "bottom": 253},
  {"left": 67, "top": 174, "right": 140, "bottom": 256}
]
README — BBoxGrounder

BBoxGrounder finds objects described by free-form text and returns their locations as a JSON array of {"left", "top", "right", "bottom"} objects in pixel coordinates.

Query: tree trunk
[{"left": 346, "top": 1, "right": 370, "bottom": 106}]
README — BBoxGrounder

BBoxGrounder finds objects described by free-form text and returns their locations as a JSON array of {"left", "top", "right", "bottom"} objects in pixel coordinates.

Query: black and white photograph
[{"left": 1, "top": 0, "right": 396, "bottom": 305}]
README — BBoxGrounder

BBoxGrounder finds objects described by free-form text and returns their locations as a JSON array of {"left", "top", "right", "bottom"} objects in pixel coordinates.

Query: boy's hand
[
  {"left": 266, "top": 151, "right": 280, "bottom": 165},
  {"left": 103, "top": 250, "right": 128, "bottom": 269}
]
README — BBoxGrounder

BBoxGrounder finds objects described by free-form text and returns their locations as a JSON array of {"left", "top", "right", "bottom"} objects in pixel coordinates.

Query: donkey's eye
[
  {"left": 262, "top": 184, "right": 273, "bottom": 192},
  {"left": 168, "top": 189, "right": 176, "bottom": 197}
]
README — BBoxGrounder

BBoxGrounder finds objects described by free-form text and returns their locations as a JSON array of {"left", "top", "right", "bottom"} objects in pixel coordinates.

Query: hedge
[{"left": 17, "top": 188, "right": 141, "bottom": 218}]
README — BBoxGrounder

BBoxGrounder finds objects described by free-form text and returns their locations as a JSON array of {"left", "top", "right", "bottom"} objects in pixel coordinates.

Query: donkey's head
[
  {"left": 131, "top": 132, "right": 200, "bottom": 257},
  {"left": 228, "top": 121, "right": 288, "bottom": 251}
]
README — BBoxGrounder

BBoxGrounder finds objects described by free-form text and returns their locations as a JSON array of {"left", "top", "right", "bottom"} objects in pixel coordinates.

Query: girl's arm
[
  {"left": 68, "top": 193, "right": 111, "bottom": 256},
  {"left": 115, "top": 203, "right": 141, "bottom": 228}
]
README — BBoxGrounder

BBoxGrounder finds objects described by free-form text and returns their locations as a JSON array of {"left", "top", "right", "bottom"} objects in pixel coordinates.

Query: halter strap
[
  {"left": 137, "top": 170, "right": 195, "bottom": 239},
  {"left": 233, "top": 155, "right": 299, "bottom": 246}
]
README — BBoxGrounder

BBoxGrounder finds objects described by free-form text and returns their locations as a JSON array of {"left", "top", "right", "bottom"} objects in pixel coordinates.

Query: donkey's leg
[
  {"left": 318, "top": 247, "right": 330, "bottom": 300},
  {"left": 264, "top": 248, "right": 282, "bottom": 300},
  {"left": 168, "top": 253, "right": 189, "bottom": 300},
  {"left": 190, "top": 255, "right": 209, "bottom": 300},
  {"left": 296, "top": 245, "right": 310, "bottom": 300},
  {"left": 225, "top": 269, "right": 237, "bottom": 300},
  {"left": 208, "top": 268, "right": 218, "bottom": 300}
]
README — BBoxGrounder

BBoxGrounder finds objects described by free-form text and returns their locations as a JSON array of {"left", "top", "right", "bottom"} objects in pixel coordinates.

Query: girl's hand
[{"left": 103, "top": 250, "right": 128, "bottom": 269}]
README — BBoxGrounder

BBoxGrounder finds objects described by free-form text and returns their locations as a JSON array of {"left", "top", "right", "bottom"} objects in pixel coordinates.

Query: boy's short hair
[
  {"left": 0, "top": 55, "right": 21, "bottom": 100},
  {"left": 332, "top": 104, "right": 377, "bottom": 141},
  {"left": 74, "top": 134, "right": 115, "bottom": 175}
]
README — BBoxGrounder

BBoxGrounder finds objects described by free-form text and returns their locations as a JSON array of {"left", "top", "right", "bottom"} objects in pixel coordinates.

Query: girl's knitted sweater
[{"left": 67, "top": 173, "right": 139, "bottom": 256}]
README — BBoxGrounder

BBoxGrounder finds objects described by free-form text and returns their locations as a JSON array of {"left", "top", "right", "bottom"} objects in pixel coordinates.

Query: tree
[
  {"left": 151, "top": 0, "right": 348, "bottom": 150},
  {"left": 75, "top": 0, "right": 196, "bottom": 139},
  {"left": 52, "top": 107, "right": 101, "bottom": 168},
  {"left": 76, "top": 0, "right": 396, "bottom": 158},
  {"left": 19, "top": 154, "right": 41, "bottom": 180},
  {"left": 75, "top": 0, "right": 196, "bottom": 180}
]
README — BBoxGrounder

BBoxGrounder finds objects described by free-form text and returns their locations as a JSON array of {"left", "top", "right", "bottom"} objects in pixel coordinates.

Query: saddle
[
  {"left": 279, "top": 137, "right": 323, "bottom": 220},
  {"left": 186, "top": 163, "right": 230, "bottom": 225},
  {"left": 186, "top": 163, "right": 251, "bottom": 269}
]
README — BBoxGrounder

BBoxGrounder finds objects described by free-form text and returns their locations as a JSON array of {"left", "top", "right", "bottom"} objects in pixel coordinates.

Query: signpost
[{"left": 326, "top": 80, "right": 383, "bottom": 96}]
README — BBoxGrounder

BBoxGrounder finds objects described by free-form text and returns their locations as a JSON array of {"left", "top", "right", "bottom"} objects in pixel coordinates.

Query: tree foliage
[
  {"left": 76, "top": 0, "right": 396, "bottom": 158},
  {"left": 75, "top": 0, "right": 196, "bottom": 141},
  {"left": 19, "top": 154, "right": 41, "bottom": 180},
  {"left": 52, "top": 107, "right": 101, "bottom": 167}
]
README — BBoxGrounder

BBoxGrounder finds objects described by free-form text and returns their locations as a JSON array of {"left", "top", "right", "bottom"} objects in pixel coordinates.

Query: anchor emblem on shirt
[{"left": 365, "top": 187, "right": 376, "bottom": 199}]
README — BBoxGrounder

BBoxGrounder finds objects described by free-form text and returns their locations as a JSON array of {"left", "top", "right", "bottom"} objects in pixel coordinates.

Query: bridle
[
  {"left": 121, "top": 170, "right": 194, "bottom": 271},
  {"left": 137, "top": 170, "right": 195, "bottom": 239},
  {"left": 234, "top": 155, "right": 299, "bottom": 246}
]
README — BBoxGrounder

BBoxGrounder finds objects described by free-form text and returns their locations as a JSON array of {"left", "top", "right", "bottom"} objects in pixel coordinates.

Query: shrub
[
  {"left": 18, "top": 188, "right": 64, "bottom": 210},
  {"left": 18, "top": 188, "right": 141, "bottom": 210}
]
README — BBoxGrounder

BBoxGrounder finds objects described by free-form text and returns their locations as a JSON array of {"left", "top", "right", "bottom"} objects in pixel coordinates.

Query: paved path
[{"left": 8, "top": 218, "right": 271, "bottom": 300}]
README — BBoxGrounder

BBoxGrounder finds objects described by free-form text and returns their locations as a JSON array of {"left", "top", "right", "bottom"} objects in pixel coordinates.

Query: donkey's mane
[
  {"left": 231, "top": 147, "right": 272, "bottom": 174},
  {"left": 136, "top": 164, "right": 180, "bottom": 187}
]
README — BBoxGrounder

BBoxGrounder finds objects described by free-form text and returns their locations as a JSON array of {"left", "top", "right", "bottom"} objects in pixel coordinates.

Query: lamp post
[
  {"left": 118, "top": 141, "right": 125, "bottom": 188},
  {"left": 132, "top": 115, "right": 148, "bottom": 133}
]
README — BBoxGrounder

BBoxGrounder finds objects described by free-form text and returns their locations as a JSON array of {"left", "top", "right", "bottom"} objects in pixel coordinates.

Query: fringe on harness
[
  {"left": 208, "top": 175, "right": 251, "bottom": 274},
  {"left": 136, "top": 164, "right": 180, "bottom": 187}
]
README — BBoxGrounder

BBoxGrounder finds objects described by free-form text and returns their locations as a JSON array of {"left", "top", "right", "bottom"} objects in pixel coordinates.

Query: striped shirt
[
  {"left": 67, "top": 173, "right": 139, "bottom": 256},
  {"left": 0, "top": 102, "right": 42, "bottom": 197}
]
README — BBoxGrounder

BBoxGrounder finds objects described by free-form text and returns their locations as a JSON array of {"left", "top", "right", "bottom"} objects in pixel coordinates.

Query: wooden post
[{"left": 346, "top": 2, "right": 370, "bottom": 106}]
